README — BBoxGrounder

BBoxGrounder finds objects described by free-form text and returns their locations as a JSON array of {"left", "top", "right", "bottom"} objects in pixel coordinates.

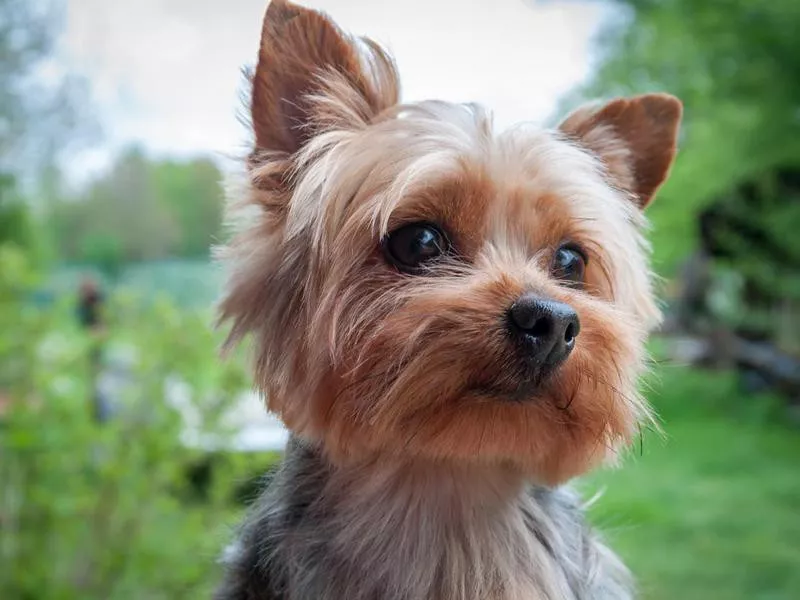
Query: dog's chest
[
  {"left": 274, "top": 483, "right": 587, "bottom": 599},
  {"left": 217, "top": 444, "right": 632, "bottom": 600}
]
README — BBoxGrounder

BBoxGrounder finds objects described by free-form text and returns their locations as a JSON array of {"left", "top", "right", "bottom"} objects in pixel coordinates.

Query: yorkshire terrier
[{"left": 215, "top": 1, "right": 681, "bottom": 598}]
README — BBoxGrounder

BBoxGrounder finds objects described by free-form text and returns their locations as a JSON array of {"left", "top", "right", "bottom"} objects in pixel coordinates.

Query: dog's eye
[
  {"left": 552, "top": 244, "right": 587, "bottom": 286},
  {"left": 383, "top": 222, "right": 449, "bottom": 272}
]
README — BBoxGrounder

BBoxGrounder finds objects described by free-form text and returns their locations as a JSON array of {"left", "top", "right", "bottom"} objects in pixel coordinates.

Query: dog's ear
[
  {"left": 251, "top": 0, "right": 399, "bottom": 159},
  {"left": 559, "top": 94, "right": 682, "bottom": 208}
]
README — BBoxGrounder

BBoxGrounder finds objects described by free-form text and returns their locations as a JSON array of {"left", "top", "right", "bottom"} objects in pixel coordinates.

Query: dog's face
[{"left": 220, "top": 0, "right": 682, "bottom": 484}]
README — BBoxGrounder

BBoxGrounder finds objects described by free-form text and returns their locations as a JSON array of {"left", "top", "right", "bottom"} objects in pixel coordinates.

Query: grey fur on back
[{"left": 215, "top": 437, "right": 632, "bottom": 600}]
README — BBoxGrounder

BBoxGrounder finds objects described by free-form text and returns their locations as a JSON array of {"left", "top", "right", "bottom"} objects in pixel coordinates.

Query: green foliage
[
  {"left": 0, "top": 0, "right": 54, "bottom": 162},
  {"left": 48, "top": 148, "right": 226, "bottom": 267},
  {"left": 703, "top": 172, "right": 800, "bottom": 350},
  {"left": 151, "top": 158, "right": 225, "bottom": 257},
  {"left": 565, "top": 0, "right": 800, "bottom": 275},
  {"left": 0, "top": 174, "right": 32, "bottom": 249},
  {"left": 0, "top": 246, "right": 44, "bottom": 398},
  {"left": 0, "top": 174, "right": 50, "bottom": 266},
  {"left": 0, "top": 245, "right": 272, "bottom": 599},
  {"left": 78, "top": 232, "right": 124, "bottom": 280},
  {"left": 0, "top": 0, "right": 95, "bottom": 177}
]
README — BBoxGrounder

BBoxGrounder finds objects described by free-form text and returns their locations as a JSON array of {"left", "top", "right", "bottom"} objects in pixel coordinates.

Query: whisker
[
  {"left": 576, "top": 368, "right": 638, "bottom": 407},
  {"left": 639, "top": 428, "right": 644, "bottom": 457},
  {"left": 555, "top": 370, "right": 585, "bottom": 411}
]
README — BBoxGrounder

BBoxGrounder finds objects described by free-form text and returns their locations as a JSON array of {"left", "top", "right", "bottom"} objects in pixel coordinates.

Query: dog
[{"left": 214, "top": 1, "right": 681, "bottom": 598}]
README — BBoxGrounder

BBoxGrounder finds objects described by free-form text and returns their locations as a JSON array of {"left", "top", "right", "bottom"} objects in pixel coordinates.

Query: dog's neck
[
  {"left": 315, "top": 451, "right": 558, "bottom": 600},
  {"left": 239, "top": 437, "right": 630, "bottom": 600}
]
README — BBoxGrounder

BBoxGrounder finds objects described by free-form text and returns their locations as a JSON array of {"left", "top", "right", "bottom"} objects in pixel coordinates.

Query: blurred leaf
[{"left": 0, "top": 244, "right": 272, "bottom": 600}]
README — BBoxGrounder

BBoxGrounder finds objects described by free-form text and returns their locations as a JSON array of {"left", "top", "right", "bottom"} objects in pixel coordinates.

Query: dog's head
[{"left": 219, "top": 0, "right": 681, "bottom": 485}]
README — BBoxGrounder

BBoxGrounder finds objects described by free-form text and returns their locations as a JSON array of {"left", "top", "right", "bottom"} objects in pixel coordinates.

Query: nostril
[
  {"left": 564, "top": 322, "right": 576, "bottom": 344},
  {"left": 509, "top": 298, "right": 553, "bottom": 337},
  {"left": 527, "top": 316, "right": 552, "bottom": 338}
]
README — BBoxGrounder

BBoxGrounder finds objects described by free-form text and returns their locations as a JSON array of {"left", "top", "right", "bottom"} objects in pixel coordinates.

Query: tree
[
  {"left": 49, "top": 149, "right": 226, "bottom": 266},
  {"left": 151, "top": 158, "right": 225, "bottom": 257},
  {"left": 0, "top": 0, "right": 95, "bottom": 181},
  {"left": 0, "top": 174, "right": 33, "bottom": 249},
  {"left": 561, "top": 0, "right": 800, "bottom": 274}
]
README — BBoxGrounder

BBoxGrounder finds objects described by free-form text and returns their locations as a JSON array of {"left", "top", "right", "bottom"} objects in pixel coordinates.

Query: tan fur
[
  {"left": 309, "top": 460, "right": 578, "bottom": 600},
  {"left": 216, "top": 2, "right": 682, "bottom": 598},
  {"left": 222, "top": 97, "right": 659, "bottom": 485},
  {"left": 249, "top": 0, "right": 398, "bottom": 191},
  {"left": 559, "top": 95, "right": 682, "bottom": 207}
]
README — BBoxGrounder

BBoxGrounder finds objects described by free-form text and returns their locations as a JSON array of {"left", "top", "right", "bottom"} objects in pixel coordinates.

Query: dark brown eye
[
  {"left": 383, "top": 222, "right": 449, "bottom": 273},
  {"left": 552, "top": 244, "right": 587, "bottom": 286}
]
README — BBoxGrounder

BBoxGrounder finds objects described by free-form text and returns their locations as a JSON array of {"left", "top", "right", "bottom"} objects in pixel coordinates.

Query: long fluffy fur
[
  {"left": 214, "top": 1, "right": 681, "bottom": 598},
  {"left": 216, "top": 438, "right": 632, "bottom": 600},
  {"left": 219, "top": 97, "right": 658, "bottom": 483}
]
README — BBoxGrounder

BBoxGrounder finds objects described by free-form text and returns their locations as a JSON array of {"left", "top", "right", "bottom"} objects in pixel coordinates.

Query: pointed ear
[
  {"left": 559, "top": 93, "right": 682, "bottom": 208},
  {"left": 251, "top": 0, "right": 399, "bottom": 158}
]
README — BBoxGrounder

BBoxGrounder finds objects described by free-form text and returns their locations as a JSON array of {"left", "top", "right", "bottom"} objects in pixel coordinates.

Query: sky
[{"left": 59, "top": 0, "right": 609, "bottom": 184}]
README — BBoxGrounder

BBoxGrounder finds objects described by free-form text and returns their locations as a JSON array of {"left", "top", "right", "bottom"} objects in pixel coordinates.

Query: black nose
[{"left": 508, "top": 293, "right": 580, "bottom": 368}]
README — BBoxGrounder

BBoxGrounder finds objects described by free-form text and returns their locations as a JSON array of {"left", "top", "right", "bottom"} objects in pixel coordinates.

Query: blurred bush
[
  {"left": 0, "top": 174, "right": 44, "bottom": 264},
  {"left": 0, "top": 244, "right": 271, "bottom": 600}
]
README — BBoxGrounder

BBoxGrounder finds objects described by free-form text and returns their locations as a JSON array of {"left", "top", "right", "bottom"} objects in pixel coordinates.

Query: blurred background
[{"left": 1, "top": 0, "right": 798, "bottom": 598}]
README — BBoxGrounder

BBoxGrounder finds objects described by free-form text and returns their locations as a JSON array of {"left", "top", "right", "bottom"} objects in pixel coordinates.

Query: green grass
[{"left": 584, "top": 366, "right": 800, "bottom": 600}]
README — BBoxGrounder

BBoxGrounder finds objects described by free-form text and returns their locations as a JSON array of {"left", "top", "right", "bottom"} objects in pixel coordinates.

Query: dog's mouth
[{"left": 467, "top": 362, "right": 562, "bottom": 403}]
